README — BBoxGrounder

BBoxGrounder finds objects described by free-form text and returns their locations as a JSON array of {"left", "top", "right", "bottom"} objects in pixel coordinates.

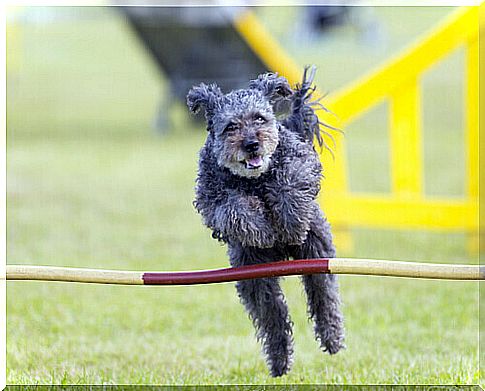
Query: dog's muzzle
[
  {"left": 243, "top": 139, "right": 260, "bottom": 153},
  {"left": 245, "top": 155, "right": 263, "bottom": 169}
]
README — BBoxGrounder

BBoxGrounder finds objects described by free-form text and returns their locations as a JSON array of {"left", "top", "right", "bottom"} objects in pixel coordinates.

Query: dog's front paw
[
  {"left": 214, "top": 195, "right": 277, "bottom": 248},
  {"left": 265, "top": 180, "right": 315, "bottom": 246},
  {"left": 276, "top": 219, "right": 310, "bottom": 246},
  {"left": 240, "top": 222, "right": 277, "bottom": 248},
  {"left": 281, "top": 226, "right": 310, "bottom": 246},
  {"left": 238, "top": 197, "right": 277, "bottom": 248}
]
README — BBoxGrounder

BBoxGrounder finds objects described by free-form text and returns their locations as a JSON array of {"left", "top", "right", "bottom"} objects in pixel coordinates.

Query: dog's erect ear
[
  {"left": 248, "top": 73, "right": 293, "bottom": 101},
  {"left": 186, "top": 83, "right": 222, "bottom": 117}
]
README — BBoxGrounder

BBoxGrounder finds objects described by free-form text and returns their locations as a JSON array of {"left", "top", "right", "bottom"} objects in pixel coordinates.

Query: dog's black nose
[{"left": 243, "top": 139, "right": 259, "bottom": 153}]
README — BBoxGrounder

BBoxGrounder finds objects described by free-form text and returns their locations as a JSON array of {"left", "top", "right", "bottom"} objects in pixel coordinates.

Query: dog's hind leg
[
  {"left": 291, "top": 210, "right": 345, "bottom": 355},
  {"left": 229, "top": 245, "right": 294, "bottom": 377}
]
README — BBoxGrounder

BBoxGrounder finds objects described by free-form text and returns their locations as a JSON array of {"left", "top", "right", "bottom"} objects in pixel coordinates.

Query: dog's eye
[
  {"left": 254, "top": 115, "right": 266, "bottom": 125},
  {"left": 224, "top": 122, "right": 238, "bottom": 133}
]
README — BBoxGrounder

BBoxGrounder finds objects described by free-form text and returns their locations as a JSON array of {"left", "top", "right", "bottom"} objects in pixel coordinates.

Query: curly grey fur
[{"left": 187, "top": 66, "right": 345, "bottom": 377}]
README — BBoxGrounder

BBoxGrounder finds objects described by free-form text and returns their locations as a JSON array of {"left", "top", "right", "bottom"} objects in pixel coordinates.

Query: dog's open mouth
[{"left": 244, "top": 156, "right": 263, "bottom": 170}]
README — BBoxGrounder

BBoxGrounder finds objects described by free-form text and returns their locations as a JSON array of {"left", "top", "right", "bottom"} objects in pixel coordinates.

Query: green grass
[{"left": 7, "top": 6, "right": 478, "bottom": 385}]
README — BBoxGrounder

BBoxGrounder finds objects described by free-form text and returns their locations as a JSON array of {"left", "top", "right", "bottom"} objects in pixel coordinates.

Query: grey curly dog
[{"left": 187, "top": 66, "right": 345, "bottom": 377}]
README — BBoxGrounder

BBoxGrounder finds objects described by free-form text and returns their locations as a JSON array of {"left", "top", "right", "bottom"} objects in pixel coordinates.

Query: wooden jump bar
[{"left": 5, "top": 259, "right": 483, "bottom": 285}]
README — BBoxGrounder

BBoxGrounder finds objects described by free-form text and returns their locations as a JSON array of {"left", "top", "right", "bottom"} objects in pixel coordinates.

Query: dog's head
[{"left": 187, "top": 73, "right": 292, "bottom": 178}]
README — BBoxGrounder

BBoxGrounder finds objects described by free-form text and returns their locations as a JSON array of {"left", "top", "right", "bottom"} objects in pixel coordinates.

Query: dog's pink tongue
[{"left": 246, "top": 156, "right": 263, "bottom": 168}]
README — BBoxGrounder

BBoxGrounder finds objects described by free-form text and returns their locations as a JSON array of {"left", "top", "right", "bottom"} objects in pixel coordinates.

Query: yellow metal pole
[
  {"left": 465, "top": 36, "right": 479, "bottom": 256},
  {"left": 465, "top": 38, "right": 479, "bottom": 199},
  {"left": 389, "top": 77, "right": 423, "bottom": 197},
  {"left": 327, "top": 7, "right": 478, "bottom": 125},
  {"left": 233, "top": 10, "right": 302, "bottom": 86}
]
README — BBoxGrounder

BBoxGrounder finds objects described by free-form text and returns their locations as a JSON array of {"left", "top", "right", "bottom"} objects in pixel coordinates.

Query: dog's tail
[{"left": 283, "top": 65, "right": 341, "bottom": 157}]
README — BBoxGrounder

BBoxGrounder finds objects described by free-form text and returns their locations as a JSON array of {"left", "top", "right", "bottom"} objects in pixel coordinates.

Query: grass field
[{"left": 6, "top": 6, "right": 479, "bottom": 385}]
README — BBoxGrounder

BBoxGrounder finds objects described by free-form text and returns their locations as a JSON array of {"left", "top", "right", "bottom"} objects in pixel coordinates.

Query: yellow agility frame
[{"left": 235, "top": 7, "right": 479, "bottom": 253}]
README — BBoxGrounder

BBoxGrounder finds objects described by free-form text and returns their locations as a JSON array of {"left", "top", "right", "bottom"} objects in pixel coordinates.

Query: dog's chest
[{"left": 222, "top": 175, "right": 271, "bottom": 199}]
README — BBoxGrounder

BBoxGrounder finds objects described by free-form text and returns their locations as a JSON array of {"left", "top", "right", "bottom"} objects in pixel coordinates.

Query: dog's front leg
[
  {"left": 265, "top": 158, "right": 321, "bottom": 245},
  {"left": 211, "top": 193, "right": 277, "bottom": 248}
]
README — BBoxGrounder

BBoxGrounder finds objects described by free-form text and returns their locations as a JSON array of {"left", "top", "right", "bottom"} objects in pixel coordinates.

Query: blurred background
[{"left": 6, "top": 5, "right": 479, "bottom": 385}]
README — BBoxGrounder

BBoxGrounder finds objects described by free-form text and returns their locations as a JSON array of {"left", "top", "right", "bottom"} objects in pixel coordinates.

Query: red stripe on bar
[{"left": 142, "top": 258, "right": 330, "bottom": 285}]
